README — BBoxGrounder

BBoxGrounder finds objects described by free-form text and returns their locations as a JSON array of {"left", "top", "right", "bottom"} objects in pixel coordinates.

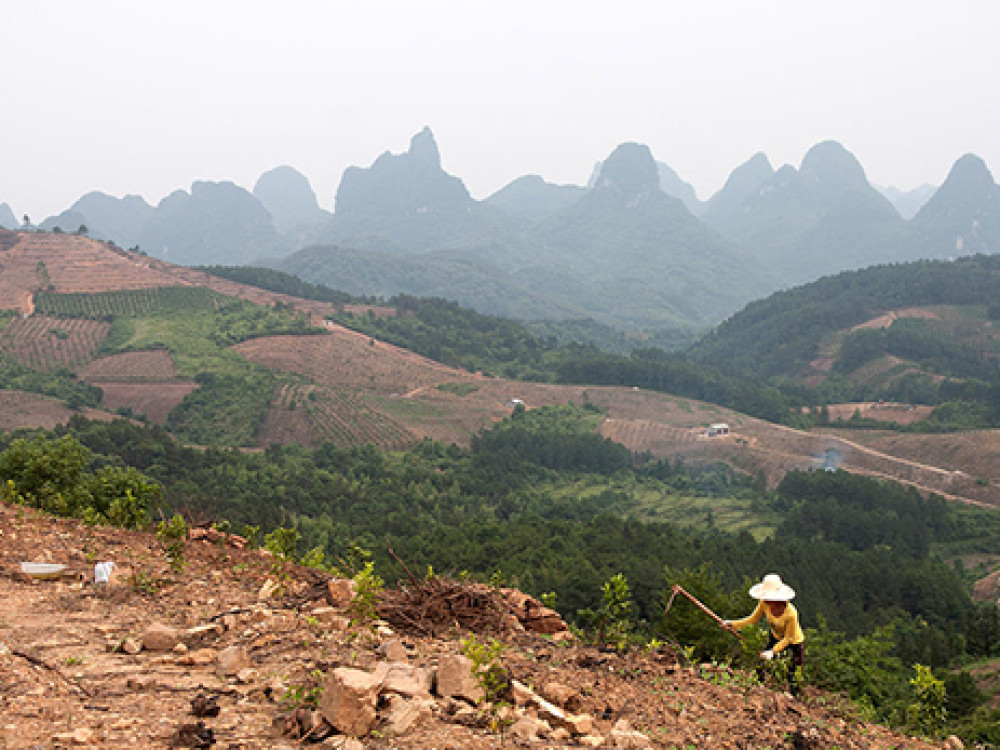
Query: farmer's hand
[{"left": 760, "top": 649, "right": 774, "bottom": 661}]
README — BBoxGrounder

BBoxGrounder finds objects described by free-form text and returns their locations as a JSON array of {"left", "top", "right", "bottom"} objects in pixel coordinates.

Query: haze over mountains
[{"left": 5, "top": 128, "right": 1000, "bottom": 339}]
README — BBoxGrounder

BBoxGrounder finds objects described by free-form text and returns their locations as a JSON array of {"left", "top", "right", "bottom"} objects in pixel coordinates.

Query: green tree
[{"left": 0, "top": 434, "right": 90, "bottom": 516}]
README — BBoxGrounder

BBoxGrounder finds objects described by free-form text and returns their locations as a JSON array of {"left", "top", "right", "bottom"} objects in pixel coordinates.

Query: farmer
[{"left": 724, "top": 573, "right": 804, "bottom": 696}]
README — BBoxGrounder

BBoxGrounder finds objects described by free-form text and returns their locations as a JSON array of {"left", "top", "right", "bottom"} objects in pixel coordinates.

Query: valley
[{"left": 4, "top": 229, "right": 1000, "bottom": 509}]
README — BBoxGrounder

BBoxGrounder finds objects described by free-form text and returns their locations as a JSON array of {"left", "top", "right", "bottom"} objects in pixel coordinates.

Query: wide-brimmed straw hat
[{"left": 748, "top": 573, "right": 795, "bottom": 601}]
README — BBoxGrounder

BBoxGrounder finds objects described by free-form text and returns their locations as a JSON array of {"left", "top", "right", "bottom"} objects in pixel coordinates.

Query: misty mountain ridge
[
  {"left": 877, "top": 183, "right": 936, "bottom": 219},
  {"left": 0, "top": 202, "right": 19, "bottom": 230},
  {"left": 278, "top": 139, "right": 773, "bottom": 332},
  {"left": 253, "top": 165, "right": 332, "bottom": 235},
  {"left": 10, "top": 127, "right": 1000, "bottom": 338},
  {"left": 911, "top": 153, "right": 1000, "bottom": 256},
  {"left": 701, "top": 141, "right": 922, "bottom": 285}
]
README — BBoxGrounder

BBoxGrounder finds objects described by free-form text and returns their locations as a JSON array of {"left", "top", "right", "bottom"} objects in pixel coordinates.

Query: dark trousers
[{"left": 759, "top": 635, "right": 804, "bottom": 696}]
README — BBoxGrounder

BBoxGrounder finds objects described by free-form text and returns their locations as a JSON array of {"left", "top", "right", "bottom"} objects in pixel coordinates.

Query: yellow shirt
[{"left": 731, "top": 601, "right": 804, "bottom": 653}]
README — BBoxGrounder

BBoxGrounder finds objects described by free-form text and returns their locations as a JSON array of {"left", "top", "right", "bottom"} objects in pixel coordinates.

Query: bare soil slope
[
  {"left": 0, "top": 391, "right": 115, "bottom": 431},
  {"left": 0, "top": 231, "right": 391, "bottom": 324},
  {"left": 0, "top": 501, "right": 943, "bottom": 750},
  {"left": 78, "top": 350, "right": 197, "bottom": 424}
]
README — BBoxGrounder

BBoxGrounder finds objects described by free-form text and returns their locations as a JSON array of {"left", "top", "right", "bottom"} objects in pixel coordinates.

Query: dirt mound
[{"left": 0, "top": 502, "right": 944, "bottom": 749}]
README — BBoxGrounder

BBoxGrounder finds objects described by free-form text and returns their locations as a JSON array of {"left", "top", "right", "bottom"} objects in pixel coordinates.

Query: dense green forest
[{"left": 196, "top": 265, "right": 359, "bottom": 306}]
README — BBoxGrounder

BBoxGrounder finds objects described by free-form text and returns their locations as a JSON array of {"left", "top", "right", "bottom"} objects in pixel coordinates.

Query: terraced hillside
[
  {"left": 256, "top": 382, "right": 416, "bottom": 449},
  {"left": 0, "top": 315, "right": 110, "bottom": 371},
  {"left": 232, "top": 327, "right": 1000, "bottom": 508},
  {"left": 3, "top": 230, "right": 1000, "bottom": 510},
  {"left": 78, "top": 350, "right": 198, "bottom": 423},
  {"left": 0, "top": 230, "right": 370, "bottom": 323}
]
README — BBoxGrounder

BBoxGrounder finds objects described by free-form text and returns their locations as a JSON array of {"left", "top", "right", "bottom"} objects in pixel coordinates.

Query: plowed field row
[
  {"left": 0, "top": 315, "right": 110, "bottom": 371},
  {"left": 598, "top": 419, "right": 702, "bottom": 453},
  {"left": 77, "top": 349, "right": 179, "bottom": 381},
  {"left": 305, "top": 387, "right": 415, "bottom": 450}
]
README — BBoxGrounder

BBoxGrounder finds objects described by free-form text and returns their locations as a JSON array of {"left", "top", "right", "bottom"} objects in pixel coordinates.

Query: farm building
[{"left": 706, "top": 423, "right": 730, "bottom": 437}]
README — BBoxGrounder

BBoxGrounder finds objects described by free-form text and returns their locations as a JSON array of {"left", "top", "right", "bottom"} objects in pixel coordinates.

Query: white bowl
[{"left": 20, "top": 562, "right": 67, "bottom": 580}]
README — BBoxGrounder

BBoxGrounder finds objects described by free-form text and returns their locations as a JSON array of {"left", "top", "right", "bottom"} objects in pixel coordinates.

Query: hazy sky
[{"left": 4, "top": 1, "right": 999, "bottom": 220}]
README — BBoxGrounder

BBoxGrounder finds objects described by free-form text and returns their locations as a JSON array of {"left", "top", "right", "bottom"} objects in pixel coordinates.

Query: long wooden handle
[{"left": 668, "top": 584, "right": 743, "bottom": 640}]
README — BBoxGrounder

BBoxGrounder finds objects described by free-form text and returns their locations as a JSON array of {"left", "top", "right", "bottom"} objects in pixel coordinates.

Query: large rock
[
  {"left": 500, "top": 588, "right": 570, "bottom": 636},
  {"left": 374, "top": 662, "right": 433, "bottom": 698},
  {"left": 383, "top": 694, "right": 433, "bottom": 734},
  {"left": 320, "top": 667, "right": 380, "bottom": 736},
  {"left": 435, "top": 654, "right": 483, "bottom": 703}
]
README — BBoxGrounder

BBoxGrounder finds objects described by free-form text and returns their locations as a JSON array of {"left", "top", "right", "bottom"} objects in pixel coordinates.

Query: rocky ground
[{"left": 0, "top": 501, "right": 956, "bottom": 749}]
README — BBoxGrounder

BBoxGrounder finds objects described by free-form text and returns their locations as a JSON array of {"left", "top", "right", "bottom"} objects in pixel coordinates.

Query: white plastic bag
[{"left": 94, "top": 561, "right": 115, "bottom": 584}]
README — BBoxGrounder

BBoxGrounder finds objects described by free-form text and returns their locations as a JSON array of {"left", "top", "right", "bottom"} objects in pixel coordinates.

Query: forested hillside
[{"left": 688, "top": 255, "right": 1000, "bottom": 426}]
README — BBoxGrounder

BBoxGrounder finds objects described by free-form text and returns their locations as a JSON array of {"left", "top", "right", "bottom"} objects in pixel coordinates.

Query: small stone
[
  {"left": 172, "top": 642, "right": 189, "bottom": 655},
  {"left": 121, "top": 637, "right": 142, "bottom": 655},
  {"left": 326, "top": 578, "right": 356, "bottom": 607},
  {"left": 142, "top": 622, "right": 181, "bottom": 652},
  {"left": 52, "top": 727, "right": 95, "bottom": 745},
  {"left": 178, "top": 648, "right": 218, "bottom": 667},
  {"left": 610, "top": 723, "right": 653, "bottom": 748},
  {"left": 267, "top": 675, "right": 287, "bottom": 701},
  {"left": 217, "top": 645, "right": 250, "bottom": 676},
  {"left": 185, "top": 623, "right": 223, "bottom": 643},
  {"left": 541, "top": 680, "right": 580, "bottom": 710},
  {"left": 509, "top": 714, "right": 550, "bottom": 742},
  {"left": 565, "top": 713, "right": 594, "bottom": 736},
  {"left": 381, "top": 638, "right": 408, "bottom": 662},
  {"left": 258, "top": 579, "right": 281, "bottom": 601}
]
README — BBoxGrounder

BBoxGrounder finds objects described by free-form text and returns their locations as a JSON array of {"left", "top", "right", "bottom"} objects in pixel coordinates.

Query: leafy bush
[
  {"left": 0, "top": 433, "right": 158, "bottom": 528},
  {"left": 577, "top": 572, "right": 635, "bottom": 652},
  {"left": 156, "top": 513, "right": 188, "bottom": 573}
]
